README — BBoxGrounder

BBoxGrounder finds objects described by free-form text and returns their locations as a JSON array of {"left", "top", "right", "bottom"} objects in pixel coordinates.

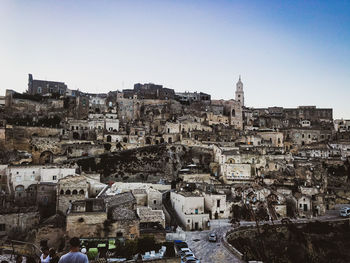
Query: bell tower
[{"left": 235, "top": 75, "right": 244, "bottom": 106}]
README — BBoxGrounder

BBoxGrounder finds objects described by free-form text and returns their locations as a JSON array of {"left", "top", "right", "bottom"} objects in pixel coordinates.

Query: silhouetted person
[
  {"left": 58, "top": 237, "right": 88, "bottom": 263},
  {"left": 26, "top": 257, "right": 36, "bottom": 263},
  {"left": 15, "top": 255, "right": 23, "bottom": 263},
  {"left": 49, "top": 248, "right": 60, "bottom": 263},
  {"left": 40, "top": 247, "right": 51, "bottom": 263}
]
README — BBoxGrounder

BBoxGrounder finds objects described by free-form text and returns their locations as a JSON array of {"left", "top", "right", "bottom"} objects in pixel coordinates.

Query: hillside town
[{"left": 0, "top": 74, "right": 350, "bottom": 262}]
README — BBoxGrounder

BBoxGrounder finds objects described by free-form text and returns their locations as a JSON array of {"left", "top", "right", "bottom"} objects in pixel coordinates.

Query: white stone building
[
  {"left": 204, "top": 193, "right": 230, "bottom": 219},
  {"left": 170, "top": 191, "right": 209, "bottom": 231},
  {"left": 7, "top": 165, "right": 76, "bottom": 196}
]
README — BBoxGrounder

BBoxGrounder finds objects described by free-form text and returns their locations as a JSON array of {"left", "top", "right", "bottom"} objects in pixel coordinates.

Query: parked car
[
  {"left": 340, "top": 207, "right": 350, "bottom": 217},
  {"left": 208, "top": 232, "right": 217, "bottom": 242},
  {"left": 183, "top": 256, "right": 200, "bottom": 263},
  {"left": 181, "top": 251, "right": 195, "bottom": 259},
  {"left": 175, "top": 241, "right": 188, "bottom": 250}
]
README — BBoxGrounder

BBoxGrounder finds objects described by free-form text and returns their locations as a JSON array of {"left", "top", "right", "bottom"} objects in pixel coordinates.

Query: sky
[{"left": 0, "top": 0, "right": 349, "bottom": 118}]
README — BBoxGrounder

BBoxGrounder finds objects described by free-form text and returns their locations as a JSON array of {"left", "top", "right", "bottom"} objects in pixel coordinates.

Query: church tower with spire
[{"left": 235, "top": 75, "right": 244, "bottom": 106}]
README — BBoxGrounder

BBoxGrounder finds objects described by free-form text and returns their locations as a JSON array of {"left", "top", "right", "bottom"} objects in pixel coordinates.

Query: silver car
[
  {"left": 208, "top": 232, "right": 217, "bottom": 242},
  {"left": 340, "top": 207, "right": 350, "bottom": 217}
]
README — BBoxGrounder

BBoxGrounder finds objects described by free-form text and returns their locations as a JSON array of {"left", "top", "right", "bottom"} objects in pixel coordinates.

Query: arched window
[
  {"left": 107, "top": 135, "right": 112, "bottom": 142},
  {"left": 232, "top": 109, "right": 236, "bottom": 117},
  {"left": 123, "top": 137, "right": 128, "bottom": 143},
  {"left": 15, "top": 185, "right": 25, "bottom": 192},
  {"left": 72, "top": 190, "right": 78, "bottom": 195},
  {"left": 79, "top": 190, "right": 85, "bottom": 195},
  {"left": 65, "top": 190, "right": 71, "bottom": 195},
  {"left": 60, "top": 190, "right": 64, "bottom": 195}
]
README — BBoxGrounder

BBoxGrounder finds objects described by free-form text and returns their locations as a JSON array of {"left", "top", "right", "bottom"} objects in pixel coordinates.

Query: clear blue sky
[{"left": 1, "top": 0, "right": 349, "bottom": 118}]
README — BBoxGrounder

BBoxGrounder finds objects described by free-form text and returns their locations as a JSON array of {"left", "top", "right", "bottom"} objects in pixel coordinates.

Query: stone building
[
  {"left": 124, "top": 83, "right": 175, "bottom": 100},
  {"left": 204, "top": 193, "right": 230, "bottom": 219},
  {"left": 170, "top": 191, "right": 210, "bottom": 231},
  {"left": 66, "top": 195, "right": 140, "bottom": 240},
  {"left": 175, "top": 91, "right": 211, "bottom": 104},
  {"left": 28, "top": 74, "right": 68, "bottom": 96},
  {"left": 7, "top": 165, "right": 76, "bottom": 199},
  {"left": 286, "top": 128, "right": 332, "bottom": 146},
  {"left": 56, "top": 175, "right": 88, "bottom": 214}
]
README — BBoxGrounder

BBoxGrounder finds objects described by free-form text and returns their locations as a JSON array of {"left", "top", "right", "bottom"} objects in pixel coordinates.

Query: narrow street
[
  {"left": 183, "top": 206, "right": 349, "bottom": 263},
  {"left": 185, "top": 219, "right": 243, "bottom": 263}
]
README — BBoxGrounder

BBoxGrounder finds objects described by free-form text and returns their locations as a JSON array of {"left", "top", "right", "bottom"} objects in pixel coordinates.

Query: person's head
[
  {"left": 81, "top": 247, "right": 87, "bottom": 254},
  {"left": 69, "top": 237, "right": 81, "bottom": 252},
  {"left": 15, "top": 255, "right": 23, "bottom": 263},
  {"left": 26, "top": 257, "right": 36, "bottom": 263},
  {"left": 42, "top": 247, "right": 49, "bottom": 256},
  {"left": 49, "top": 248, "right": 56, "bottom": 257}
]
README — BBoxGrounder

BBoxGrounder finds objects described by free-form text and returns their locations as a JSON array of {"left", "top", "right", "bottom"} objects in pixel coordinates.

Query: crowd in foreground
[{"left": 1, "top": 237, "right": 89, "bottom": 263}]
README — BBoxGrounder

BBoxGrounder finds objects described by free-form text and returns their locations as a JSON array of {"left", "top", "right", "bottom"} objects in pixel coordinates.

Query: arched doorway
[
  {"left": 39, "top": 151, "right": 54, "bottom": 164},
  {"left": 232, "top": 109, "right": 236, "bottom": 117},
  {"left": 73, "top": 132, "right": 80, "bottom": 140}
]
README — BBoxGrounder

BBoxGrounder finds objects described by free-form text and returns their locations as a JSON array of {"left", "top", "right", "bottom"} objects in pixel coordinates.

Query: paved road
[
  {"left": 185, "top": 219, "right": 243, "bottom": 263},
  {"left": 184, "top": 206, "right": 349, "bottom": 263}
]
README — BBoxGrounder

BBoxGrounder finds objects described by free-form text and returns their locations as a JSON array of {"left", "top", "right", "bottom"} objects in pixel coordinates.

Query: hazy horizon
[{"left": 1, "top": 0, "right": 349, "bottom": 118}]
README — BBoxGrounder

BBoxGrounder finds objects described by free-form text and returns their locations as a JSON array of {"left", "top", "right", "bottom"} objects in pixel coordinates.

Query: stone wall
[
  {"left": 66, "top": 212, "right": 140, "bottom": 240},
  {"left": 5, "top": 126, "right": 62, "bottom": 152},
  {"left": 0, "top": 211, "right": 39, "bottom": 236},
  {"left": 66, "top": 212, "right": 107, "bottom": 238}
]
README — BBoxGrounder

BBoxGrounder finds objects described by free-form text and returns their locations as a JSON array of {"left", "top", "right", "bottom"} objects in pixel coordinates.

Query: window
[
  {"left": 37, "top": 87, "right": 42, "bottom": 93},
  {"left": 217, "top": 200, "right": 220, "bottom": 207},
  {"left": 130, "top": 234, "right": 135, "bottom": 239},
  {"left": 72, "top": 190, "right": 78, "bottom": 195},
  {"left": 52, "top": 176, "right": 57, "bottom": 180},
  {"left": 117, "top": 232, "right": 123, "bottom": 237},
  {"left": 0, "top": 224, "right": 5, "bottom": 231},
  {"left": 153, "top": 200, "right": 157, "bottom": 205}
]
